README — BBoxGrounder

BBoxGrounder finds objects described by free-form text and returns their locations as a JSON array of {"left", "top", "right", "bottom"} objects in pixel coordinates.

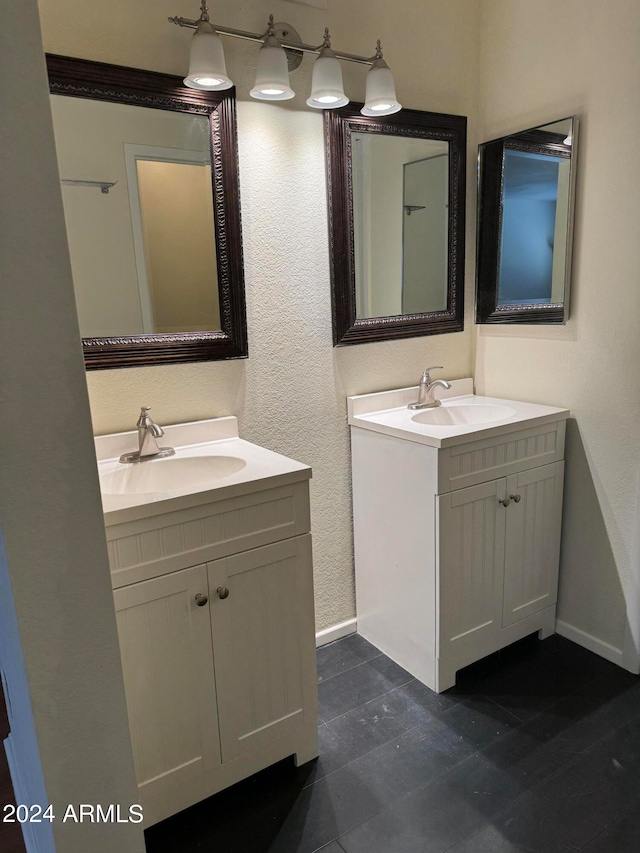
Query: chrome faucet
[
  {"left": 408, "top": 366, "right": 452, "bottom": 410},
  {"left": 119, "top": 406, "right": 176, "bottom": 463}
]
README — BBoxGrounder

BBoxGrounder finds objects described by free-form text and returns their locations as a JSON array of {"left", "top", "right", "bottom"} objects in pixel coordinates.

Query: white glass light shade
[
  {"left": 361, "top": 64, "right": 401, "bottom": 116},
  {"left": 184, "top": 20, "right": 233, "bottom": 90},
  {"left": 250, "top": 40, "right": 295, "bottom": 101},
  {"left": 306, "top": 55, "right": 349, "bottom": 109}
]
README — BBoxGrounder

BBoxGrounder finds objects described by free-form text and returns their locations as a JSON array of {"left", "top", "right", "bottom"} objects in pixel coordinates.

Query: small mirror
[
  {"left": 47, "top": 55, "right": 247, "bottom": 369},
  {"left": 325, "top": 106, "right": 466, "bottom": 345},
  {"left": 476, "top": 117, "right": 578, "bottom": 324}
]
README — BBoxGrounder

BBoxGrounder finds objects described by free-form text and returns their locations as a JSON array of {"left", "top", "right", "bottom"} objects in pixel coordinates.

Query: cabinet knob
[
  {"left": 510, "top": 494, "right": 522, "bottom": 503},
  {"left": 195, "top": 593, "right": 208, "bottom": 606},
  {"left": 217, "top": 586, "right": 230, "bottom": 600},
  {"left": 498, "top": 497, "right": 510, "bottom": 507}
]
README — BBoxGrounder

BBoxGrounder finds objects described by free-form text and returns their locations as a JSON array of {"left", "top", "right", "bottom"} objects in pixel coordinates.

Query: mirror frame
[
  {"left": 47, "top": 54, "right": 247, "bottom": 370},
  {"left": 476, "top": 119, "right": 578, "bottom": 325},
  {"left": 325, "top": 105, "right": 466, "bottom": 346}
]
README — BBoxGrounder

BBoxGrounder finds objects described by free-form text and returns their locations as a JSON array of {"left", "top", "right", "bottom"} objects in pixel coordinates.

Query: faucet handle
[
  {"left": 137, "top": 405, "right": 152, "bottom": 426},
  {"left": 422, "top": 366, "right": 444, "bottom": 382}
]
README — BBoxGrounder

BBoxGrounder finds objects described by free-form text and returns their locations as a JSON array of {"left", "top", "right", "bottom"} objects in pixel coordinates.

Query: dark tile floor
[{"left": 145, "top": 632, "right": 640, "bottom": 853}]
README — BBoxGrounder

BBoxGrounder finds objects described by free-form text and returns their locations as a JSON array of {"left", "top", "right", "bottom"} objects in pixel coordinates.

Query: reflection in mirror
[
  {"left": 476, "top": 117, "right": 578, "bottom": 324},
  {"left": 402, "top": 149, "right": 448, "bottom": 315},
  {"left": 129, "top": 150, "right": 220, "bottom": 334},
  {"left": 352, "top": 135, "right": 449, "bottom": 319},
  {"left": 52, "top": 97, "right": 221, "bottom": 337},
  {"left": 47, "top": 54, "right": 247, "bottom": 369},
  {"left": 326, "top": 106, "right": 466, "bottom": 346}
]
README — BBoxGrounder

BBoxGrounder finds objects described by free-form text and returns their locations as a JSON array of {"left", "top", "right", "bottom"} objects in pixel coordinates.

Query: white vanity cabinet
[
  {"left": 97, "top": 420, "right": 318, "bottom": 828},
  {"left": 112, "top": 530, "right": 316, "bottom": 825},
  {"left": 348, "top": 383, "right": 569, "bottom": 693},
  {"left": 438, "top": 460, "right": 564, "bottom": 686}
]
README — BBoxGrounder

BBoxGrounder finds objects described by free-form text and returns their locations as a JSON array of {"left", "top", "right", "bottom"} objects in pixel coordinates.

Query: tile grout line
[
  {"left": 481, "top": 664, "right": 625, "bottom": 726},
  {"left": 319, "top": 673, "right": 415, "bottom": 725},
  {"left": 474, "top": 694, "right": 527, "bottom": 726},
  {"left": 317, "top": 651, "right": 384, "bottom": 686},
  {"left": 313, "top": 839, "right": 349, "bottom": 853},
  {"left": 319, "top": 676, "right": 420, "bottom": 726}
]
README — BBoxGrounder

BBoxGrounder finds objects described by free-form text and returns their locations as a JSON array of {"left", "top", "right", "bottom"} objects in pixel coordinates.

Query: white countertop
[
  {"left": 95, "top": 417, "right": 311, "bottom": 526},
  {"left": 347, "top": 380, "right": 569, "bottom": 449}
]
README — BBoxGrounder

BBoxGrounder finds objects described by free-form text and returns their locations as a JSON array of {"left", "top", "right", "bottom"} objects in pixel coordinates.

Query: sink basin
[
  {"left": 347, "top": 382, "right": 569, "bottom": 449},
  {"left": 412, "top": 404, "right": 516, "bottom": 427},
  {"left": 100, "top": 455, "right": 247, "bottom": 495}
]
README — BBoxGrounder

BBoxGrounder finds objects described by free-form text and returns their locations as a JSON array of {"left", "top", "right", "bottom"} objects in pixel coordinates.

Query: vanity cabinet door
[
  {"left": 113, "top": 565, "right": 221, "bottom": 800},
  {"left": 207, "top": 535, "right": 316, "bottom": 763},
  {"left": 438, "top": 479, "right": 507, "bottom": 660},
  {"left": 503, "top": 461, "right": 564, "bottom": 627}
]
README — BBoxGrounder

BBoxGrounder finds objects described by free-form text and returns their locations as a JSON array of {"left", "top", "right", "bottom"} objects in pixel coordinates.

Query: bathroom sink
[
  {"left": 100, "top": 455, "right": 247, "bottom": 495},
  {"left": 411, "top": 403, "right": 515, "bottom": 427},
  {"left": 95, "top": 417, "right": 311, "bottom": 521},
  {"left": 347, "top": 380, "right": 570, "bottom": 448}
]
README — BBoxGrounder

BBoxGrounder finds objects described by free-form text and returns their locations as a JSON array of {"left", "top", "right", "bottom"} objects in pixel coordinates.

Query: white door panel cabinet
[
  {"left": 352, "top": 420, "right": 566, "bottom": 694},
  {"left": 502, "top": 463, "right": 564, "bottom": 627},
  {"left": 114, "top": 565, "right": 221, "bottom": 800},
  {"left": 437, "top": 478, "right": 507, "bottom": 661},
  {"left": 109, "top": 483, "right": 318, "bottom": 828},
  {"left": 208, "top": 537, "right": 316, "bottom": 763}
]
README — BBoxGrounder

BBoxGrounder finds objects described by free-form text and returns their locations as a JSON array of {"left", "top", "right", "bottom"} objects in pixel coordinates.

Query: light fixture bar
[{"left": 168, "top": 16, "right": 374, "bottom": 65}]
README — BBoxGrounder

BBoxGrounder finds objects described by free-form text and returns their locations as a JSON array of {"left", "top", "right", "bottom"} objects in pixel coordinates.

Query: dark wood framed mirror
[
  {"left": 476, "top": 117, "right": 578, "bottom": 324},
  {"left": 325, "top": 105, "right": 466, "bottom": 346},
  {"left": 47, "top": 54, "right": 247, "bottom": 369}
]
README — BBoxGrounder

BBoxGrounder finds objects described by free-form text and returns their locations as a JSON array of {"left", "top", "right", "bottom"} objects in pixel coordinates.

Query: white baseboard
[
  {"left": 622, "top": 622, "right": 640, "bottom": 675},
  {"left": 315, "top": 617, "right": 628, "bottom": 663},
  {"left": 315, "top": 618, "right": 357, "bottom": 647},
  {"left": 556, "top": 619, "right": 624, "bottom": 667}
]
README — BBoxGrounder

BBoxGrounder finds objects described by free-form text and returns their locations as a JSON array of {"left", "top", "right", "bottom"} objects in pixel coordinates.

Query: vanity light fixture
[
  {"left": 306, "top": 29, "right": 349, "bottom": 109},
  {"left": 250, "top": 16, "right": 295, "bottom": 101},
  {"left": 169, "top": 3, "right": 401, "bottom": 115},
  {"left": 183, "top": 2, "right": 232, "bottom": 90},
  {"left": 361, "top": 41, "right": 402, "bottom": 116}
]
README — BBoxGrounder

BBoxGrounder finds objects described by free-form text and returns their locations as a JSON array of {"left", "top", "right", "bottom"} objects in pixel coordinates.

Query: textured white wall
[
  {"left": 476, "top": 0, "right": 640, "bottom": 662},
  {"left": 39, "top": 0, "right": 480, "bottom": 631}
]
